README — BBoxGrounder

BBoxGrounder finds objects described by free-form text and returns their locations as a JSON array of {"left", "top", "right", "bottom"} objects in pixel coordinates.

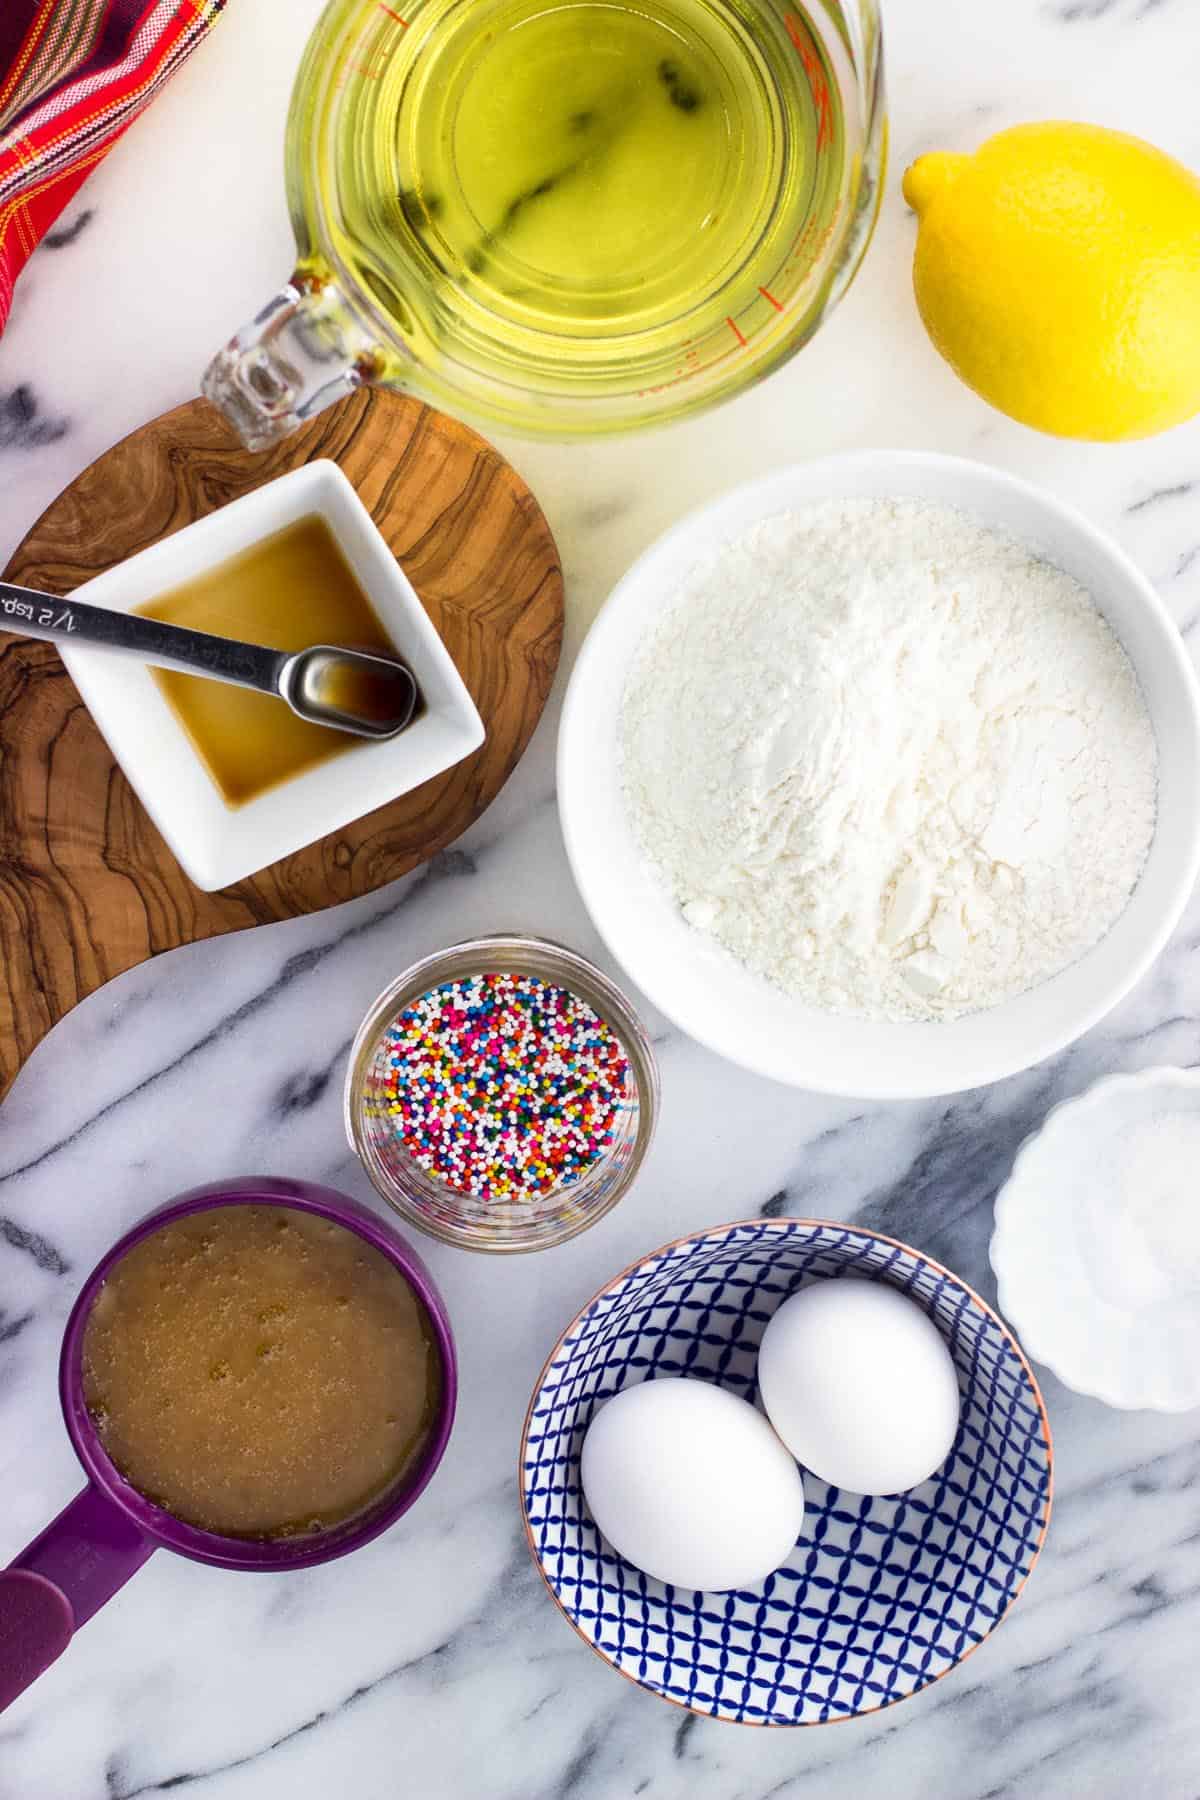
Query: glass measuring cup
[
  {"left": 0, "top": 1178, "right": 456, "bottom": 1713},
  {"left": 203, "top": 0, "right": 885, "bottom": 448}
]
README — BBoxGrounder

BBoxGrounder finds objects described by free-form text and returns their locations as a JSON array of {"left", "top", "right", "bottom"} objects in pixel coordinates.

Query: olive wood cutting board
[{"left": 0, "top": 391, "right": 563, "bottom": 1104}]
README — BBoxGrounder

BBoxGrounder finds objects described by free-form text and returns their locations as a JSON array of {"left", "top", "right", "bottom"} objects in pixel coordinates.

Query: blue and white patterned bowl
[{"left": 521, "top": 1219, "right": 1053, "bottom": 1726}]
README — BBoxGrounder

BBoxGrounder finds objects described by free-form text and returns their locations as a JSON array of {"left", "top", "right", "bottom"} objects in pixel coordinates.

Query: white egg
[
  {"left": 580, "top": 1377, "right": 804, "bottom": 1592},
  {"left": 757, "top": 1280, "right": 961, "bottom": 1496}
]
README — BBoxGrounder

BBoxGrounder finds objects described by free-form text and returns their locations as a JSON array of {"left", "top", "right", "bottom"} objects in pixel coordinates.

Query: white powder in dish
[
  {"left": 619, "top": 498, "right": 1158, "bottom": 1022},
  {"left": 1074, "top": 1111, "right": 1200, "bottom": 1311}
]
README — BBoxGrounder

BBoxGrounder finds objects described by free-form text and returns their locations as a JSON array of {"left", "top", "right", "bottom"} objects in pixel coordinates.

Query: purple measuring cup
[{"left": 0, "top": 1176, "right": 457, "bottom": 1713}]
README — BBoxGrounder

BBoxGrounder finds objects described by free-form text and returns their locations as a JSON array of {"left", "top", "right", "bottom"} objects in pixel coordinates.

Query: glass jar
[{"left": 345, "top": 935, "right": 659, "bottom": 1252}]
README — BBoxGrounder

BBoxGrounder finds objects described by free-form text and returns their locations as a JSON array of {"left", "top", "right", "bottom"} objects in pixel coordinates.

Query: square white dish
[{"left": 60, "top": 461, "right": 485, "bottom": 891}]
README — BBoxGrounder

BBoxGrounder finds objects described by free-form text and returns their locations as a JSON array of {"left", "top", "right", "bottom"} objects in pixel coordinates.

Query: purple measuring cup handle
[
  {"left": 0, "top": 1176, "right": 457, "bottom": 1717},
  {"left": 1, "top": 1487, "right": 155, "bottom": 1711}
]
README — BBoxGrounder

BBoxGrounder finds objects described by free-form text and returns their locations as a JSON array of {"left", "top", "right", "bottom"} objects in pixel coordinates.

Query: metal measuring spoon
[{"left": 0, "top": 580, "right": 420, "bottom": 740}]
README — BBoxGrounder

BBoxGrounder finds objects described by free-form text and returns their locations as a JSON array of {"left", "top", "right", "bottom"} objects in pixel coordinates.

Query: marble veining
[
  {"left": 2, "top": 0, "right": 1200, "bottom": 1794},
  {"left": 0, "top": 385, "right": 67, "bottom": 453},
  {"left": 40, "top": 209, "right": 95, "bottom": 252}
]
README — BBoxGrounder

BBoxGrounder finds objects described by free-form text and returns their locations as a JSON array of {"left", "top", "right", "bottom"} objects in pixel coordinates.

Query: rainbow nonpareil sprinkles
[{"left": 377, "top": 973, "right": 631, "bottom": 1201}]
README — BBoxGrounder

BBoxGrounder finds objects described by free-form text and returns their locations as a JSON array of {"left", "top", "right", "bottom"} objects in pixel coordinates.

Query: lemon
[{"left": 902, "top": 122, "right": 1200, "bottom": 440}]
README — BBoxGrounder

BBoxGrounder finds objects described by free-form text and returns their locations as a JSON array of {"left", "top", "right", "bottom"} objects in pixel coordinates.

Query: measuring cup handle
[
  {"left": 1, "top": 1486, "right": 155, "bottom": 1712},
  {"left": 202, "top": 279, "right": 388, "bottom": 452}
]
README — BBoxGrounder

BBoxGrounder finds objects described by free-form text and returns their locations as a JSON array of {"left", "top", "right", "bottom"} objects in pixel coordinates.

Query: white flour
[{"left": 620, "top": 499, "right": 1158, "bottom": 1022}]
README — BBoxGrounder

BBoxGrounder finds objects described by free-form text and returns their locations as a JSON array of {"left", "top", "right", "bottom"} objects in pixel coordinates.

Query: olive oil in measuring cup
[
  {"left": 205, "top": 0, "right": 881, "bottom": 444},
  {"left": 331, "top": 0, "right": 841, "bottom": 395}
]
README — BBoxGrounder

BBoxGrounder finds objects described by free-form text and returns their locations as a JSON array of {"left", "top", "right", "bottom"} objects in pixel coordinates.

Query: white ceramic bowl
[
  {"left": 558, "top": 452, "right": 1200, "bottom": 1097},
  {"left": 991, "top": 1067, "right": 1200, "bottom": 1412},
  {"left": 63, "top": 461, "right": 484, "bottom": 891}
]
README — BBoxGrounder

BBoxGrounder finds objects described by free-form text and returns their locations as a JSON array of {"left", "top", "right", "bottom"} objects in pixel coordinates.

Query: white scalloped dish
[{"left": 991, "top": 1068, "right": 1200, "bottom": 1412}]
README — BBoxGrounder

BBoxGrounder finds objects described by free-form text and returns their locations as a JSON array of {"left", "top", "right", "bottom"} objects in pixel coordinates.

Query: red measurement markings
[
  {"left": 787, "top": 218, "right": 835, "bottom": 267},
  {"left": 758, "top": 286, "right": 784, "bottom": 312},
  {"left": 636, "top": 333, "right": 744, "bottom": 397},
  {"left": 784, "top": 14, "right": 834, "bottom": 150},
  {"left": 675, "top": 339, "right": 701, "bottom": 377},
  {"left": 787, "top": 214, "right": 817, "bottom": 260}
]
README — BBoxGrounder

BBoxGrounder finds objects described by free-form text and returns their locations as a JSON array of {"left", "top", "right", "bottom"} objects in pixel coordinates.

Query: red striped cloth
[{"left": 0, "top": 0, "right": 227, "bottom": 332}]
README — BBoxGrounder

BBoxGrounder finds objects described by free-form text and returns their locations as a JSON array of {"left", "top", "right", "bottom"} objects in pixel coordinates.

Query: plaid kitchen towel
[{"left": 0, "top": 0, "right": 227, "bottom": 331}]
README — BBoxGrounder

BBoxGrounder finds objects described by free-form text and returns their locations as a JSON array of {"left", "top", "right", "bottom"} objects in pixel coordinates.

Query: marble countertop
[{"left": 2, "top": 1, "right": 1199, "bottom": 1795}]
